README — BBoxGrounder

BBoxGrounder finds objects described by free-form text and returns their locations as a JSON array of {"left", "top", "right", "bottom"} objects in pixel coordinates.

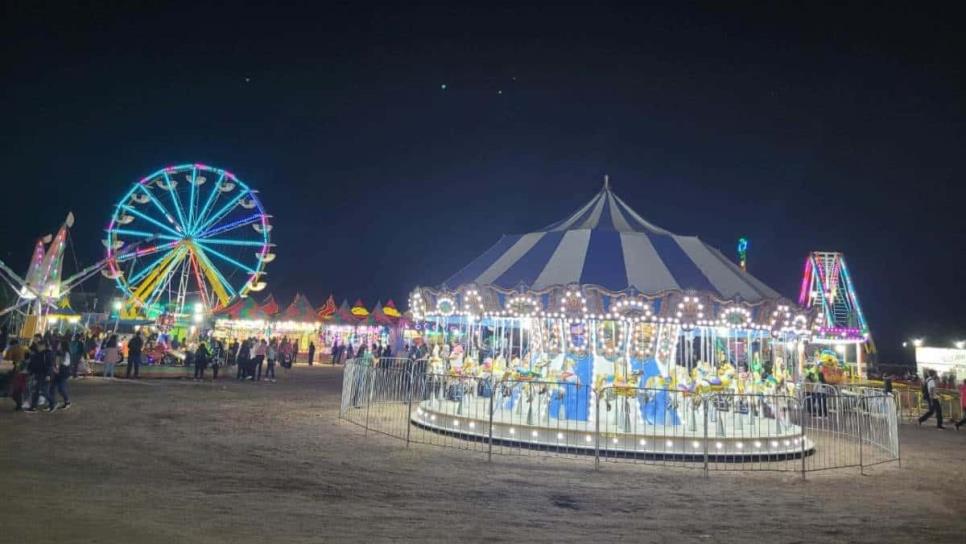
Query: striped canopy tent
[
  {"left": 217, "top": 297, "right": 269, "bottom": 320},
  {"left": 350, "top": 299, "right": 369, "bottom": 319},
  {"left": 383, "top": 299, "right": 403, "bottom": 320},
  {"left": 370, "top": 301, "right": 395, "bottom": 326},
  {"left": 412, "top": 179, "right": 794, "bottom": 326},
  {"left": 281, "top": 293, "right": 319, "bottom": 322},
  {"left": 261, "top": 294, "right": 280, "bottom": 317},
  {"left": 334, "top": 299, "right": 356, "bottom": 324},
  {"left": 317, "top": 294, "right": 337, "bottom": 321}
]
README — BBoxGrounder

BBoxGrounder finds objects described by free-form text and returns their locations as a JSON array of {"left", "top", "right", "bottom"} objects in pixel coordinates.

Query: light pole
[{"left": 112, "top": 299, "right": 123, "bottom": 332}]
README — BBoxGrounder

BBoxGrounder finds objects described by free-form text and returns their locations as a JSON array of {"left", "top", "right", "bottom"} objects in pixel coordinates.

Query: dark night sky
[{"left": 1, "top": 2, "right": 963, "bottom": 362}]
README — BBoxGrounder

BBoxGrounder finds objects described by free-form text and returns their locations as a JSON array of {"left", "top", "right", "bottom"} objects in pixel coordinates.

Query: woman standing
[
  {"left": 102, "top": 335, "right": 121, "bottom": 378},
  {"left": 48, "top": 339, "right": 71, "bottom": 410},
  {"left": 266, "top": 338, "right": 278, "bottom": 383}
]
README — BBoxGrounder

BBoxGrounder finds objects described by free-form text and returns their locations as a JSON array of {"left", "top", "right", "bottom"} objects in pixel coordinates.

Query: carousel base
[{"left": 412, "top": 399, "right": 814, "bottom": 461}]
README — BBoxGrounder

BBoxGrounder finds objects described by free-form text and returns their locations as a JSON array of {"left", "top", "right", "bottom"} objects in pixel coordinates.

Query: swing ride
[{"left": 103, "top": 163, "right": 274, "bottom": 321}]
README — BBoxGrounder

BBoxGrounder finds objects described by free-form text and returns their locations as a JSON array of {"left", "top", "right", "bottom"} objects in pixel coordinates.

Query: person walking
[
  {"left": 193, "top": 341, "right": 210, "bottom": 380},
  {"left": 253, "top": 339, "right": 267, "bottom": 381},
  {"left": 69, "top": 333, "right": 84, "bottom": 378},
  {"left": 236, "top": 339, "right": 250, "bottom": 380},
  {"left": 126, "top": 330, "right": 143, "bottom": 379},
  {"left": 5, "top": 339, "right": 29, "bottom": 411},
  {"left": 209, "top": 338, "right": 223, "bottom": 380},
  {"left": 102, "top": 335, "right": 121, "bottom": 378},
  {"left": 266, "top": 339, "right": 278, "bottom": 383},
  {"left": 954, "top": 378, "right": 966, "bottom": 430},
  {"left": 26, "top": 339, "right": 54, "bottom": 412},
  {"left": 918, "top": 369, "right": 945, "bottom": 429},
  {"left": 47, "top": 339, "right": 71, "bottom": 411},
  {"left": 307, "top": 341, "right": 315, "bottom": 366}
]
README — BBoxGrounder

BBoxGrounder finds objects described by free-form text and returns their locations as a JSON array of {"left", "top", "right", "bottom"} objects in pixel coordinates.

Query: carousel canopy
[
  {"left": 442, "top": 181, "right": 781, "bottom": 302},
  {"left": 282, "top": 293, "right": 319, "bottom": 322}
]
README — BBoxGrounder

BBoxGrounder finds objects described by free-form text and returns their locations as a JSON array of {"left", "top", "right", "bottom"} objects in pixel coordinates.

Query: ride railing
[{"left": 339, "top": 360, "right": 900, "bottom": 477}]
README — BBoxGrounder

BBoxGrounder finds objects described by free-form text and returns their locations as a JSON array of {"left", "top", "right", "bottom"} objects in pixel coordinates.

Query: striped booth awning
[{"left": 442, "top": 183, "right": 781, "bottom": 303}]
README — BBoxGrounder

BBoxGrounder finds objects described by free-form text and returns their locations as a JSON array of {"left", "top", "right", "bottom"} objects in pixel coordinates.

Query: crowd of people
[{"left": 1, "top": 328, "right": 81, "bottom": 412}]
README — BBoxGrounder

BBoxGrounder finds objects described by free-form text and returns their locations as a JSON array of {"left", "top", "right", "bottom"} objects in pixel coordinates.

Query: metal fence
[{"left": 339, "top": 359, "right": 899, "bottom": 477}]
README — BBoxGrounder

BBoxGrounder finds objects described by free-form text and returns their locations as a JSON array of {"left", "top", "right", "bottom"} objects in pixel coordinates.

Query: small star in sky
[
  {"left": 440, "top": 83, "right": 447, "bottom": 90},
  {"left": 497, "top": 90, "right": 503, "bottom": 94},
  {"left": 244, "top": 77, "right": 252, "bottom": 83}
]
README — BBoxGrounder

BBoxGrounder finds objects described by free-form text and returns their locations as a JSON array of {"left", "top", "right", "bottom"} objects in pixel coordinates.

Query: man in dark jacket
[
  {"left": 126, "top": 331, "right": 143, "bottom": 379},
  {"left": 26, "top": 339, "right": 54, "bottom": 412}
]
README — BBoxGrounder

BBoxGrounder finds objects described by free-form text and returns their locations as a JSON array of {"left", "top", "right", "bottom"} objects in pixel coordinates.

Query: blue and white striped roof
[{"left": 443, "top": 182, "right": 782, "bottom": 302}]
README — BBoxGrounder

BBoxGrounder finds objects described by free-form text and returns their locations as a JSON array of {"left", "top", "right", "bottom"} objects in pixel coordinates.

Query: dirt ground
[{"left": 1, "top": 366, "right": 963, "bottom": 544}]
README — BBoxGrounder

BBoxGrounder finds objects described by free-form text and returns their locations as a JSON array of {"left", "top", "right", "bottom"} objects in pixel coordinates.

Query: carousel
[{"left": 408, "top": 179, "right": 815, "bottom": 458}]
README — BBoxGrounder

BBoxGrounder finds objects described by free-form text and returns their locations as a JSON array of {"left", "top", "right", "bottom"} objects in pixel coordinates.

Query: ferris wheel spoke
[
  {"left": 129, "top": 245, "right": 187, "bottom": 307},
  {"left": 188, "top": 251, "right": 211, "bottom": 309},
  {"left": 120, "top": 205, "right": 183, "bottom": 238},
  {"left": 136, "top": 184, "right": 182, "bottom": 232},
  {"left": 123, "top": 247, "right": 183, "bottom": 286},
  {"left": 189, "top": 244, "right": 237, "bottom": 304},
  {"left": 111, "top": 228, "right": 181, "bottom": 242},
  {"left": 161, "top": 171, "right": 190, "bottom": 234},
  {"left": 143, "top": 248, "right": 190, "bottom": 310},
  {"left": 196, "top": 237, "right": 269, "bottom": 248},
  {"left": 192, "top": 240, "right": 258, "bottom": 275},
  {"left": 187, "top": 166, "right": 199, "bottom": 233},
  {"left": 191, "top": 171, "right": 226, "bottom": 234},
  {"left": 193, "top": 189, "right": 251, "bottom": 237},
  {"left": 198, "top": 213, "right": 264, "bottom": 239},
  {"left": 114, "top": 240, "right": 181, "bottom": 263}
]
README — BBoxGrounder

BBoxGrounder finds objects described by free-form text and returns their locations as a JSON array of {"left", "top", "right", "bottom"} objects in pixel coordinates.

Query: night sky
[{"left": 2, "top": 3, "right": 963, "bottom": 363}]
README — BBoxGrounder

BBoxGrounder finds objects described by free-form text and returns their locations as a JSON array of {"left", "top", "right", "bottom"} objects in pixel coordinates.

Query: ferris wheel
[{"left": 103, "top": 163, "right": 274, "bottom": 317}]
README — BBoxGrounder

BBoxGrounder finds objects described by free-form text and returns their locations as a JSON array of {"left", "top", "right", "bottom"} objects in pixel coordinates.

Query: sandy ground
[{"left": 1, "top": 366, "right": 964, "bottom": 544}]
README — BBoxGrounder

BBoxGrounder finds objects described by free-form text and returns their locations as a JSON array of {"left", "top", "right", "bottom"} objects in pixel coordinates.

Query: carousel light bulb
[
  {"left": 692, "top": 441, "right": 701, "bottom": 449},
  {"left": 754, "top": 441, "right": 762, "bottom": 448},
  {"left": 770, "top": 441, "right": 779, "bottom": 448},
  {"left": 532, "top": 430, "right": 539, "bottom": 437},
  {"left": 715, "top": 442, "right": 723, "bottom": 450},
  {"left": 736, "top": 442, "right": 744, "bottom": 449},
  {"left": 666, "top": 440, "right": 673, "bottom": 448},
  {"left": 508, "top": 427, "right": 515, "bottom": 434},
  {"left": 639, "top": 439, "right": 647, "bottom": 446},
  {"left": 452, "top": 420, "right": 459, "bottom": 427},
  {"left": 557, "top": 432, "right": 564, "bottom": 440},
  {"left": 612, "top": 438, "right": 619, "bottom": 444}
]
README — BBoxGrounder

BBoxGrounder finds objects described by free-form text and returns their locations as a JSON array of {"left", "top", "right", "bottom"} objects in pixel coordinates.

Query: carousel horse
[{"left": 631, "top": 357, "right": 681, "bottom": 426}]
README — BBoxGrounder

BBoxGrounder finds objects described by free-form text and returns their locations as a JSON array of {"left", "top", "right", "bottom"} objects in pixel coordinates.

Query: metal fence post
[
  {"left": 364, "top": 366, "right": 375, "bottom": 436},
  {"left": 892, "top": 394, "right": 902, "bottom": 469},
  {"left": 856, "top": 407, "right": 865, "bottom": 475},
  {"left": 800, "top": 397, "right": 807, "bottom": 480},
  {"left": 487, "top": 390, "right": 494, "bottom": 462},
  {"left": 594, "top": 391, "right": 601, "bottom": 471},
  {"left": 702, "top": 396, "right": 709, "bottom": 477},
  {"left": 405, "top": 367, "right": 414, "bottom": 447}
]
